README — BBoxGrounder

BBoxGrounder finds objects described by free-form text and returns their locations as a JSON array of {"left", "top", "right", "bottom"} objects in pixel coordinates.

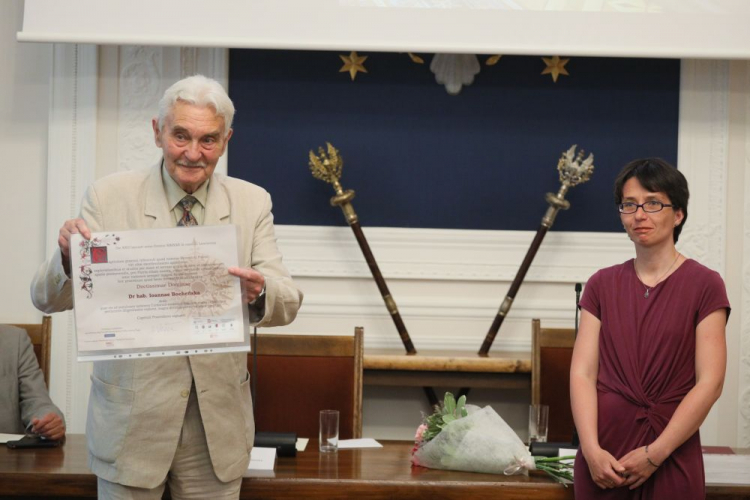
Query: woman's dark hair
[{"left": 613, "top": 158, "right": 689, "bottom": 243}]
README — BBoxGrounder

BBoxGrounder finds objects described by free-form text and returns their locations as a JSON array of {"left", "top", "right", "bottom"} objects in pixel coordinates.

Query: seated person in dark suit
[{"left": 0, "top": 325, "right": 65, "bottom": 440}]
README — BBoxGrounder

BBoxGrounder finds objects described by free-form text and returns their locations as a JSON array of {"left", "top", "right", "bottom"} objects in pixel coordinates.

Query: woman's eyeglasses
[{"left": 618, "top": 201, "right": 674, "bottom": 214}]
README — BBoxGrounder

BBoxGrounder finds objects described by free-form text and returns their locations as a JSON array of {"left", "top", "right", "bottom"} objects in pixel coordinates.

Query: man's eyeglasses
[{"left": 618, "top": 201, "right": 674, "bottom": 214}]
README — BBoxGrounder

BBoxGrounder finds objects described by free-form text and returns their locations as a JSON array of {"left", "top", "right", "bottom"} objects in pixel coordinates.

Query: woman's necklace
[{"left": 633, "top": 252, "right": 681, "bottom": 298}]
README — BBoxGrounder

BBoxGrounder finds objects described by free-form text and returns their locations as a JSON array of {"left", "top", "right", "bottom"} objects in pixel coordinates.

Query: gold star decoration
[
  {"left": 541, "top": 56, "right": 570, "bottom": 83},
  {"left": 339, "top": 51, "right": 368, "bottom": 81}
]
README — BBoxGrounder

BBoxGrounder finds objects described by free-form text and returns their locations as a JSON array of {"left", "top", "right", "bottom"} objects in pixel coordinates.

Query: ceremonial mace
[
  {"left": 459, "top": 146, "right": 594, "bottom": 398},
  {"left": 309, "top": 143, "right": 440, "bottom": 408}
]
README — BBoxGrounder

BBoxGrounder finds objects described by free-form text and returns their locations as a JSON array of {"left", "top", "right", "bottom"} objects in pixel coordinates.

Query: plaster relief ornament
[{"left": 430, "top": 53, "right": 481, "bottom": 95}]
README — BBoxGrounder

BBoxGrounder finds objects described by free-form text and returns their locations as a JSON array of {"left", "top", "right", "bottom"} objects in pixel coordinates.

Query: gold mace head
[
  {"left": 309, "top": 142, "right": 344, "bottom": 193},
  {"left": 557, "top": 144, "right": 595, "bottom": 189}
]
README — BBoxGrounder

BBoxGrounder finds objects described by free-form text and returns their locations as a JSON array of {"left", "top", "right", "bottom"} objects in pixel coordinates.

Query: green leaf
[
  {"left": 419, "top": 392, "right": 472, "bottom": 444},
  {"left": 443, "top": 392, "right": 456, "bottom": 415},
  {"left": 456, "top": 395, "right": 467, "bottom": 417}
]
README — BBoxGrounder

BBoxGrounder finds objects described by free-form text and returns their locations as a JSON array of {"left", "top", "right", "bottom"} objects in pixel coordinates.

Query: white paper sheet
[
  {"left": 248, "top": 447, "right": 276, "bottom": 470},
  {"left": 337, "top": 438, "right": 383, "bottom": 449},
  {"left": 296, "top": 437, "right": 309, "bottom": 452},
  {"left": 558, "top": 448, "right": 578, "bottom": 458},
  {"left": 0, "top": 433, "right": 25, "bottom": 444},
  {"left": 703, "top": 453, "right": 750, "bottom": 485},
  {"left": 70, "top": 226, "right": 250, "bottom": 361}
]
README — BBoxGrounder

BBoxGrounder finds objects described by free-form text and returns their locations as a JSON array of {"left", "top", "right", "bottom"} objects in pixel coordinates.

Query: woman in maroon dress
[{"left": 570, "top": 158, "right": 730, "bottom": 499}]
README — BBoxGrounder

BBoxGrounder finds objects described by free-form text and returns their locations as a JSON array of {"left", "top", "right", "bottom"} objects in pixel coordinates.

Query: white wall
[{"left": 0, "top": 1, "right": 51, "bottom": 324}]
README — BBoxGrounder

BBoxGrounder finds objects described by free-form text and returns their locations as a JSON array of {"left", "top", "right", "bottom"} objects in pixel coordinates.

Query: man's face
[{"left": 152, "top": 101, "right": 233, "bottom": 193}]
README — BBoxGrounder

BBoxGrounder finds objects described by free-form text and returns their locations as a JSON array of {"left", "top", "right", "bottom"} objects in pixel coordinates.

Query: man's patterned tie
[{"left": 177, "top": 195, "right": 198, "bottom": 227}]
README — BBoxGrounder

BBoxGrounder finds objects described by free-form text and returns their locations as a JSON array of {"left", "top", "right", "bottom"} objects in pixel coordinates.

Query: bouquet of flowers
[{"left": 411, "top": 393, "right": 574, "bottom": 485}]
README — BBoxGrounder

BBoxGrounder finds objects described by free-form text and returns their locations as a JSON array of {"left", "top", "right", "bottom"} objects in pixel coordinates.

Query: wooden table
[
  {"left": 363, "top": 349, "right": 531, "bottom": 389},
  {"left": 1, "top": 435, "right": 748, "bottom": 499}
]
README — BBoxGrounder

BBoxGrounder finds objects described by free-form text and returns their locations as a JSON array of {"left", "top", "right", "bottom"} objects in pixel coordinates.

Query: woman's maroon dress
[{"left": 574, "top": 259, "right": 730, "bottom": 499}]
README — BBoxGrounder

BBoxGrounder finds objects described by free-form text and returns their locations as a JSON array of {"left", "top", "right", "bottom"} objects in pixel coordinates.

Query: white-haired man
[{"left": 31, "top": 75, "right": 303, "bottom": 499}]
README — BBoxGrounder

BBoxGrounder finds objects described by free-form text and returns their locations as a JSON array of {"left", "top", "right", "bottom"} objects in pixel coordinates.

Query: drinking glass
[
  {"left": 319, "top": 409, "right": 339, "bottom": 453},
  {"left": 528, "top": 404, "right": 549, "bottom": 444}
]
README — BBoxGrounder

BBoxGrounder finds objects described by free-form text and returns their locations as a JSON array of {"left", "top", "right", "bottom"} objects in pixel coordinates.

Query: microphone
[{"left": 574, "top": 283, "right": 582, "bottom": 339}]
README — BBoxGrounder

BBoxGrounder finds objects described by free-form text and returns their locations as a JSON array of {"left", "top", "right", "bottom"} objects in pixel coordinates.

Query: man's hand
[
  {"left": 58, "top": 218, "right": 91, "bottom": 276},
  {"left": 228, "top": 267, "right": 265, "bottom": 304},
  {"left": 31, "top": 413, "right": 66, "bottom": 441}
]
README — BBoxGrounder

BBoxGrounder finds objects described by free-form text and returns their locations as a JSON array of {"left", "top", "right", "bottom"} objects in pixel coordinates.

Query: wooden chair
[
  {"left": 248, "top": 327, "right": 364, "bottom": 439},
  {"left": 531, "top": 319, "right": 575, "bottom": 443},
  {"left": 11, "top": 316, "right": 52, "bottom": 388}
]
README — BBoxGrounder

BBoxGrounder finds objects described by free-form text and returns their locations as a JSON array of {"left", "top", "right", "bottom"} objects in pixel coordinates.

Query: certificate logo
[{"left": 91, "top": 246, "right": 108, "bottom": 264}]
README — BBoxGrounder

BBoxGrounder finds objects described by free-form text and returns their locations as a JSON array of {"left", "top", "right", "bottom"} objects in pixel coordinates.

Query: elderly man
[
  {"left": 31, "top": 75, "right": 303, "bottom": 499},
  {"left": 0, "top": 325, "right": 65, "bottom": 441}
]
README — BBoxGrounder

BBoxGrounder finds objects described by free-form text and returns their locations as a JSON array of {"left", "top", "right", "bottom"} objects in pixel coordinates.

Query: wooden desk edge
[
  {"left": 2, "top": 437, "right": 748, "bottom": 500},
  {"left": 241, "top": 477, "right": 575, "bottom": 500}
]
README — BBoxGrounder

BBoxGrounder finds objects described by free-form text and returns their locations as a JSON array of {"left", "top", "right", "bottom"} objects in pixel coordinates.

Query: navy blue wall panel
[{"left": 228, "top": 50, "right": 679, "bottom": 232}]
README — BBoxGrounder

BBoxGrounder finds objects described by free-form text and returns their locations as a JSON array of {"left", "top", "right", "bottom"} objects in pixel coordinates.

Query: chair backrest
[
  {"left": 531, "top": 318, "right": 575, "bottom": 443},
  {"left": 11, "top": 316, "right": 52, "bottom": 388},
  {"left": 248, "top": 327, "right": 364, "bottom": 439}
]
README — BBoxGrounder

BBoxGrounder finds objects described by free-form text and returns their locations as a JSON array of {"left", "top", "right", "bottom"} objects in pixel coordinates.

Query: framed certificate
[{"left": 70, "top": 225, "right": 250, "bottom": 361}]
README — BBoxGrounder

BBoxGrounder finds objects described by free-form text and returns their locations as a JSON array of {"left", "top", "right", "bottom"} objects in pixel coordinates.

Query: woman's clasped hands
[
  {"left": 584, "top": 446, "right": 627, "bottom": 490},
  {"left": 618, "top": 445, "right": 664, "bottom": 490},
  {"left": 586, "top": 445, "right": 664, "bottom": 491}
]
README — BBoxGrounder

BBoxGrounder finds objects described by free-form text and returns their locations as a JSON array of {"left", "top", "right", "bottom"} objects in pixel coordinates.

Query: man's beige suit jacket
[{"left": 30, "top": 162, "right": 303, "bottom": 488}]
